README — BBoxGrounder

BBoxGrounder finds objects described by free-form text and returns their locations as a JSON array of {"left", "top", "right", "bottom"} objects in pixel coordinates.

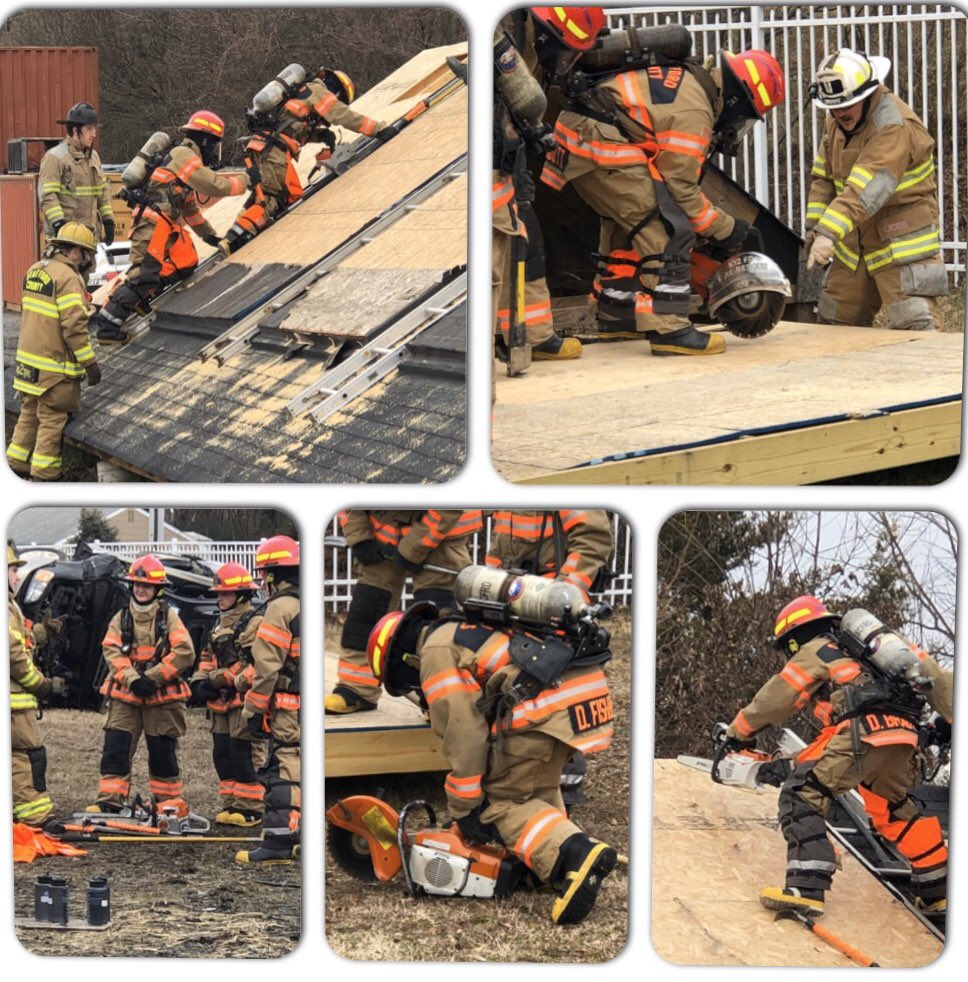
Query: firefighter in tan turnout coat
[
  {"left": 722, "top": 595, "right": 952, "bottom": 921},
  {"left": 38, "top": 101, "right": 115, "bottom": 243},
  {"left": 325, "top": 509, "right": 482, "bottom": 714},
  {"left": 7, "top": 222, "right": 101, "bottom": 481},
  {"left": 236, "top": 536, "right": 301, "bottom": 865},
  {"left": 87, "top": 555, "right": 196, "bottom": 812},
  {"left": 367, "top": 602, "right": 618, "bottom": 925},
  {"left": 190, "top": 563, "right": 267, "bottom": 827},
  {"left": 8, "top": 545, "right": 57, "bottom": 830},
  {"left": 805, "top": 49, "right": 946, "bottom": 331}
]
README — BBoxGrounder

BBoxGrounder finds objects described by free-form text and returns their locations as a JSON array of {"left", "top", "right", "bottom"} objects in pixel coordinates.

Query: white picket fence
[
  {"left": 608, "top": 3, "right": 967, "bottom": 280},
  {"left": 81, "top": 540, "right": 261, "bottom": 569},
  {"left": 323, "top": 513, "right": 634, "bottom": 612}
]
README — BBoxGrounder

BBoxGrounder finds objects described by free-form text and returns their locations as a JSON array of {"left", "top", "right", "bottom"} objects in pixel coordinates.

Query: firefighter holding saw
[
  {"left": 190, "top": 563, "right": 267, "bottom": 827},
  {"left": 235, "top": 536, "right": 301, "bottom": 865},
  {"left": 87, "top": 555, "right": 196, "bottom": 814},
  {"left": 719, "top": 595, "right": 952, "bottom": 922},
  {"left": 366, "top": 565, "right": 619, "bottom": 925}
]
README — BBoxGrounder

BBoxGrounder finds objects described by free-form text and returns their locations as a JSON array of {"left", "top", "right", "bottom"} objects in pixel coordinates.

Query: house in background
[{"left": 8, "top": 507, "right": 206, "bottom": 550}]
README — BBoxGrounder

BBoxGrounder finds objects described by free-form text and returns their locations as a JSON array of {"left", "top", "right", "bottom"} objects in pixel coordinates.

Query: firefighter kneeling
[
  {"left": 235, "top": 536, "right": 301, "bottom": 865},
  {"left": 365, "top": 570, "right": 618, "bottom": 925},
  {"left": 87, "top": 555, "right": 196, "bottom": 813}
]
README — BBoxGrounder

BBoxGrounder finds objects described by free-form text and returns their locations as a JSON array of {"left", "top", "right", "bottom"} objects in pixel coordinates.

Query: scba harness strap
[{"left": 120, "top": 602, "right": 170, "bottom": 667}]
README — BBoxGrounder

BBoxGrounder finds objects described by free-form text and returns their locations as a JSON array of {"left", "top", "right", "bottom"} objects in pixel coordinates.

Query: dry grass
[
  {"left": 13, "top": 708, "right": 300, "bottom": 958},
  {"left": 324, "top": 610, "right": 632, "bottom": 962}
]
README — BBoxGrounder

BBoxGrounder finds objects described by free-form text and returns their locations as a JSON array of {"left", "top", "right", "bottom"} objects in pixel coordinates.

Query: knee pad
[
  {"left": 101, "top": 729, "right": 132, "bottom": 776},
  {"left": 27, "top": 746, "right": 48, "bottom": 792},
  {"left": 229, "top": 737, "right": 259, "bottom": 783},
  {"left": 212, "top": 731, "right": 233, "bottom": 779},
  {"left": 412, "top": 587, "right": 456, "bottom": 608},
  {"left": 341, "top": 584, "right": 392, "bottom": 650},
  {"left": 816, "top": 292, "right": 839, "bottom": 324},
  {"left": 884, "top": 296, "right": 935, "bottom": 331},
  {"left": 146, "top": 734, "right": 178, "bottom": 778}
]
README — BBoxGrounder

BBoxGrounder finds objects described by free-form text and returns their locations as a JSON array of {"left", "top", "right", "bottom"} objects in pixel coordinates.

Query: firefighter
[
  {"left": 219, "top": 68, "right": 387, "bottom": 255},
  {"left": 367, "top": 601, "right": 618, "bottom": 925},
  {"left": 6, "top": 222, "right": 101, "bottom": 482},
  {"left": 8, "top": 544, "right": 59, "bottom": 832},
  {"left": 86, "top": 555, "right": 196, "bottom": 813},
  {"left": 94, "top": 110, "right": 250, "bottom": 343},
  {"left": 805, "top": 49, "right": 946, "bottom": 331},
  {"left": 38, "top": 101, "right": 114, "bottom": 244},
  {"left": 721, "top": 595, "right": 952, "bottom": 921},
  {"left": 541, "top": 47, "right": 784, "bottom": 355},
  {"left": 324, "top": 509, "right": 482, "bottom": 715},
  {"left": 235, "top": 536, "right": 301, "bottom": 865},
  {"left": 190, "top": 563, "right": 267, "bottom": 827}
]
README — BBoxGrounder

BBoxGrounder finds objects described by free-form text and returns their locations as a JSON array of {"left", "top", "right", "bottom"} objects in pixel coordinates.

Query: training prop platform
[{"left": 493, "top": 319, "right": 962, "bottom": 485}]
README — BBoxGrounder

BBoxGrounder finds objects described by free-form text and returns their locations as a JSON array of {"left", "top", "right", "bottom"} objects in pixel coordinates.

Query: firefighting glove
[
  {"left": 52, "top": 219, "right": 66, "bottom": 235},
  {"left": 37, "top": 677, "right": 54, "bottom": 701},
  {"left": 927, "top": 717, "right": 952, "bottom": 748},
  {"left": 756, "top": 758, "right": 793, "bottom": 788},
  {"left": 246, "top": 713, "right": 270, "bottom": 739},
  {"left": 393, "top": 549, "right": 424, "bottom": 574},
  {"left": 455, "top": 804, "right": 497, "bottom": 845},
  {"left": 352, "top": 539, "right": 385, "bottom": 566},
  {"left": 807, "top": 233, "right": 835, "bottom": 269},
  {"left": 245, "top": 161, "right": 262, "bottom": 187},
  {"left": 102, "top": 218, "right": 116, "bottom": 246},
  {"left": 85, "top": 362, "right": 102, "bottom": 387},
  {"left": 715, "top": 217, "right": 752, "bottom": 254},
  {"left": 711, "top": 734, "right": 757, "bottom": 784},
  {"left": 514, "top": 168, "right": 536, "bottom": 203},
  {"left": 129, "top": 675, "right": 156, "bottom": 699},
  {"left": 191, "top": 679, "right": 220, "bottom": 704},
  {"left": 202, "top": 233, "right": 222, "bottom": 249},
  {"left": 374, "top": 125, "right": 393, "bottom": 143}
]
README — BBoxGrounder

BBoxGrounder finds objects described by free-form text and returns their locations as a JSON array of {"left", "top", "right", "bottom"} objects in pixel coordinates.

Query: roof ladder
[
  {"left": 284, "top": 270, "right": 467, "bottom": 424},
  {"left": 197, "top": 153, "right": 467, "bottom": 366}
]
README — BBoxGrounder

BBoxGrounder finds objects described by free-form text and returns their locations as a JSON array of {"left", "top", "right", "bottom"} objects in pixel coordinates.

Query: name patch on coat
[
  {"left": 24, "top": 268, "right": 54, "bottom": 297},
  {"left": 568, "top": 694, "right": 614, "bottom": 733},
  {"left": 647, "top": 65, "right": 685, "bottom": 104}
]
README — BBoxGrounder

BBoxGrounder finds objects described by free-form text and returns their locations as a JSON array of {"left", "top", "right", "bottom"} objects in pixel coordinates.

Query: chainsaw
[
  {"left": 72, "top": 796, "right": 211, "bottom": 836},
  {"left": 326, "top": 795, "right": 530, "bottom": 899}
]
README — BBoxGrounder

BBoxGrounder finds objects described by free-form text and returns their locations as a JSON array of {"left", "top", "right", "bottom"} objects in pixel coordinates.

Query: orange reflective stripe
[
  {"left": 274, "top": 692, "right": 300, "bottom": 711},
  {"left": 657, "top": 128, "right": 709, "bottom": 159},
  {"left": 103, "top": 631, "right": 123, "bottom": 646},
  {"left": 571, "top": 727, "right": 613, "bottom": 753},
  {"left": 616, "top": 71, "right": 652, "bottom": 131},
  {"left": 285, "top": 98, "right": 311, "bottom": 119},
  {"left": 493, "top": 177, "right": 515, "bottom": 210},
  {"left": 337, "top": 658, "right": 380, "bottom": 687},
  {"left": 499, "top": 671, "right": 609, "bottom": 730},
  {"left": 149, "top": 778, "right": 182, "bottom": 797},
  {"left": 444, "top": 773, "right": 483, "bottom": 799},
  {"left": 423, "top": 667, "right": 479, "bottom": 706},
  {"left": 98, "top": 777, "right": 129, "bottom": 794},
  {"left": 779, "top": 661, "right": 814, "bottom": 694},
  {"left": 313, "top": 93, "right": 338, "bottom": 116},
  {"left": 861, "top": 729, "right": 918, "bottom": 747},
  {"left": 559, "top": 510, "right": 588, "bottom": 531},
  {"left": 176, "top": 157, "right": 202, "bottom": 182},
  {"left": 449, "top": 511, "right": 483, "bottom": 535},
  {"left": 246, "top": 691, "right": 270, "bottom": 710},
  {"left": 829, "top": 661, "right": 862, "bottom": 683},
  {"left": 257, "top": 622, "right": 293, "bottom": 648},
  {"left": 475, "top": 635, "right": 511, "bottom": 682},
  {"left": 514, "top": 807, "right": 569, "bottom": 866},
  {"left": 691, "top": 197, "right": 718, "bottom": 234},
  {"left": 234, "top": 782, "right": 264, "bottom": 801},
  {"left": 359, "top": 117, "right": 378, "bottom": 136},
  {"left": 733, "top": 710, "right": 756, "bottom": 737},
  {"left": 552, "top": 121, "right": 651, "bottom": 166},
  {"left": 168, "top": 628, "right": 190, "bottom": 645},
  {"left": 218, "top": 780, "right": 235, "bottom": 796},
  {"left": 184, "top": 211, "right": 207, "bottom": 227},
  {"left": 540, "top": 165, "right": 566, "bottom": 190}
]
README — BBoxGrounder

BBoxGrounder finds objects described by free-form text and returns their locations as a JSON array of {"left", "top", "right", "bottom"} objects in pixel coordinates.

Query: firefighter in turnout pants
[
  {"left": 7, "top": 222, "right": 101, "bottom": 481},
  {"left": 8, "top": 545, "right": 58, "bottom": 831},
  {"left": 190, "top": 563, "right": 267, "bottom": 826},
  {"left": 721, "top": 596, "right": 952, "bottom": 921},
  {"left": 236, "top": 536, "right": 301, "bottom": 865},
  {"left": 485, "top": 508, "right": 613, "bottom": 810},
  {"left": 541, "top": 48, "right": 784, "bottom": 354},
  {"left": 38, "top": 101, "right": 115, "bottom": 244},
  {"left": 367, "top": 603, "right": 617, "bottom": 925},
  {"left": 87, "top": 555, "right": 195, "bottom": 813},
  {"left": 805, "top": 49, "right": 947, "bottom": 330},
  {"left": 95, "top": 110, "right": 249, "bottom": 343},
  {"left": 324, "top": 510, "right": 482, "bottom": 714},
  {"left": 219, "top": 68, "right": 386, "bottom": 254}
]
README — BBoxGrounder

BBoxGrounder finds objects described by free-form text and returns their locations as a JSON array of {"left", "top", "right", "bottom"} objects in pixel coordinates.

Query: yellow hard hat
[
  {"left": 7, "top": 543, "right": 26, "bottom": 567},
  {"left": 52, "top": 221, "right": 96, "bottom": 252}
]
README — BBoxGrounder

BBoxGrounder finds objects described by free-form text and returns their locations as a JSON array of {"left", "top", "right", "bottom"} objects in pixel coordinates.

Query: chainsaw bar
[
  {"left": 676, "top": 754, "right": 714, "bottom": 773},
  {"left": 71, "top": 811, "right": 211, "bottom": 836}
]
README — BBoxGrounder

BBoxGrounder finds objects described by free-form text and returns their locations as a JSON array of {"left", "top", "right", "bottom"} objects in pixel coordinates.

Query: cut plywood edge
[
  {"left": 196, "top": 41, "right": 467, "bottom": 251},
  {"left": 325, "top": 647, "right": 444, "bottom": 777},
  {"left": 651, "top": 759, "right": 942, "bottom": 967},
  {"left": 229, "top": 85, "right": 467, "bottom": 266}
]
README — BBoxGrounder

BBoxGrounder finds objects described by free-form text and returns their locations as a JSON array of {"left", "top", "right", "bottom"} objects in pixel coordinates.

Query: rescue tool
[
  {"left": 71, "top": 796, "right": 210, "bottom": 836},
  {"left": 774, "top": 909, "right": 879, "bottom": 968}
]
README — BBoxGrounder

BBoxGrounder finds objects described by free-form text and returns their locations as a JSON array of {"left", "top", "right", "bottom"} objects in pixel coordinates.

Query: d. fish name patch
[{"left": 568, "top": 694, "right": 614, "bottom": 733}]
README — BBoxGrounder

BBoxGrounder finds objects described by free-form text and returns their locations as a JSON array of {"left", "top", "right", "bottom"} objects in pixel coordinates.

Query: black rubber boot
[
  {"left": 550, "top": 833, "right": 617, "bottom": 925},
  {"left": 760, "top": 885, "right": 825, "bottom": 917},
  {"left": 533, "top": 333, "right": 582, "bottom": 360},
  {"left": 647, "top": 325, "right": 725, "bottom": 356},
  {"left": 324, "top": 685, "right": 378, "bottom": 715}
]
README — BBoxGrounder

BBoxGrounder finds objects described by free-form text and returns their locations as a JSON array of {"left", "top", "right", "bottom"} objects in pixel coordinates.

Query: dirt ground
[
  {"left": 323, "top": 611, "right": 632, "bottom": 962},
  {"left": 13, "top": 707, "right": 301, "bottom": 958}
]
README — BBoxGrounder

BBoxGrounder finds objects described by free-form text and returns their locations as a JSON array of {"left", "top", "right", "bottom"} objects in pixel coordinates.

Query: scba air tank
[
  {"left": 251, "top": 64, "right": 307, "bottom": 114},
  {"left": 121, "top": 132, "right": 171, "bottom": 189},
  {"left": 578, "top": 23, "right": 693, "bottom": 72},
  {"left": 454, "top": 565, "right": 587, "bottom": 627},
  {"left": 493, "top": 30, "right": 547, "bottom": 128},
  {"left": 839, "top": 608, "right": 925, "bottom": 681}
]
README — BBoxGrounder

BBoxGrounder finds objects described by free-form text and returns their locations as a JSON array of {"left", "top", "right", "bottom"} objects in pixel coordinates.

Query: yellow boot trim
[
  {"left": 759, "top": 886, "right": 824, "bottom": 917},
  {"left": 324, "top": 692, "right": 374, "bottom": 714},
  {"left": 219, "top": 811, "right": 262, "bottom": 828},
  {"left": 533, "top": 337, "right": 583, "bottom": 361},
  {"left": 650, "top": 333, "right": 726, "bottom": 356},
  {"left": 550, "top": 841, "right": 616, "bottom": 925}
]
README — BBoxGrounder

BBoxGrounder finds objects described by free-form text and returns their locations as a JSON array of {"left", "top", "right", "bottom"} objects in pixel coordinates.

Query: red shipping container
[
  {"left": 0, "top": 174, "right": 40, "bottom": 306},
  {"left": 0, "top": 46, "right": 99, "bottom": 171}
]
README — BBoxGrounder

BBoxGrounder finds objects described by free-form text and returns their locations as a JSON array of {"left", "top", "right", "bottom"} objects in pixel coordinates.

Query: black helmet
[{"left": 58, "top": 102, "right": 99, "bottom": 127}]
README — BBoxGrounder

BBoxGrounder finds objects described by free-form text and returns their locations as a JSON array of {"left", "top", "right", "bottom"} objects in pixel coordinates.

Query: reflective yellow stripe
[
  {"left": 16, "top": 349, "right": 85, "bottom": 376},
  {"left": 10, "top": 692, "right": 39, "bottom": 710},
  {"left": 13, "top": 379, "right": 47, "bottom": 397},
  {"left": 31, "top": 451, "right": 63, "bottom": 469},
  {"left": 846, "top": 165, "right": 873, "bottom": 190},
  {"left": 806, "top": 202, "right": 826, "bottom": 221},
  {"left": 897, "top": 158, "right": 935, "bottom": 190},
  {"left": 818, "top": 207, "right": 854, "bottom": 239},
  {"left": 6, "top": 443, "right": 31, "bottom": 462},
  {"left": 18, "top": 666, "right": 43, "bottom": 687},
  {"left": 56, "top": 292, "right": 86, "bottom": 311},
  {"left": 44, "top": 206, "right": 66, "bottom": 220},
  {"left": 41, "top": 182, "right": 63, "bottom": 192},
  {"left": 13, "top": 796, "right": 53, "bottom": 819},
  {"left": 72, "top": 343, "right": 96, "bottom": 364},
  {"left": 21, "top": 297, "right": 60, "bottom": 317},
  {"left": 834, "top": 240, "right": 860, "bottom": 271},
  {"left": 865, "top": 229, "right": 941, "bottom": 272}
]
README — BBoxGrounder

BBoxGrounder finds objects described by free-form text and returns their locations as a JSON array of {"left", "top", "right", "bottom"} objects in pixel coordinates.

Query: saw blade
[{"left": 676, "top": 754, "right": 714, "bottom": 773}]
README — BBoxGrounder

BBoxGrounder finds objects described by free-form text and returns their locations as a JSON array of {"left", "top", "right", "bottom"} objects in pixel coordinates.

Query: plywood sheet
[
  {"left": 651, "top": 760, "right": 942, "bottom": 967},
  {"left": 492, "top": 322, "right": 964, "bottom": 482}
]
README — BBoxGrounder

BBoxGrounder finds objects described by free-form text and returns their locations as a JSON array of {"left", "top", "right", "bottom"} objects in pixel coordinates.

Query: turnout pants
[
  {"left": 481, "top": 731, "right": 583, "bottom": 883},
  {"left": 496, "top": 276, "right": 555, "bottom": 347},
  {"left": 779, "top": 727, "right": 947, "bottom": 903},
  {"left": 260, "top": 707, "right": 300, "bottom": 851},
  {"left": 95, "top": 699, "right": 188, "bottom": 807},
  {"left": 11, "top": 711, "right": 53, "bottom": 826},
  {"left": 211, "top": 707, "right": 268, "bottom": 814},
  {"left": 7, "top": 380, "right": 80, "bottom": 480},
  {"left": 336, "top": 543, "right": 466, "bottom": 705}
]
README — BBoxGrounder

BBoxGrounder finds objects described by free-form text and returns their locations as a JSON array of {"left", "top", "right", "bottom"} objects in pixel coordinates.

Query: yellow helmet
[
  {"left": 52, "top": 221, "right": 96, "bottom": 253},
  {"left": 317, "top": 68, "right": 355, "bottom": 104},
  {"left": 7, "top": 543, "right": 26, "bottom": 567}
]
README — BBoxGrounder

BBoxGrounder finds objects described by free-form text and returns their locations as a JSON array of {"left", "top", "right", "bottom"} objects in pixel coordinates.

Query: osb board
[
  {"left": 651, "top": 760, "right": 942, "bottom": 967},
  {"left": 338, "top": 171, "right": 467, "bottom": 271},
  {"left": 232, "top": 85, "right": 467, "bottom": 267},
  {"left": 196, "top": 42, "right": 467, "bottom": 253},
  {"left": 492, "top": 322, "right": 964, "bottom": 483},
  {"left": 325, "top": 647, "right": 444, "bottom": 777}
]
